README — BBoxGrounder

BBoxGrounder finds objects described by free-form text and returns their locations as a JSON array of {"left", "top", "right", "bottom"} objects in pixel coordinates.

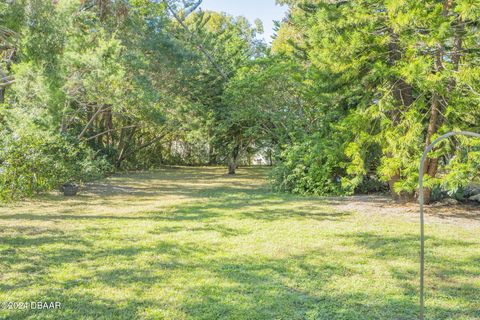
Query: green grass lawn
[{"left": 0, "top": 167, "right": 479, "bottom": 320}]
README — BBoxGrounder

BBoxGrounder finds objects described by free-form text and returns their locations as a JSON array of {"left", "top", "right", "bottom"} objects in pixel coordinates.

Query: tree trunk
[
  {"left": 0, "top": 48, "right": 16, "bottom": 104},
  {"left": 387, "top": 76, "right": 415, "bottom": 201},
  {"left": 388, "top": 173, "right": 416, "bottom": 203},
  {"left": 386, "top": 28, "right": 415, "bottom": 201},
  {"left": 115, "top": 127, "right": 136, "bottom": 169},
  {"left": 228, "top": 145, "right": 240, "bottom": 175},
  {"left": 421, "top": 4, "right": 463, "bottom": 204},
  {"left": 228, "top": 162, "right": 236, "bottom": 175},
  {"left": 422, "top": 93, "right": 444, "bottom": 204},
  {"left": 116, "top": 131, "right": 166, "bottom": 168},
  {"left": 208, "top": 144, "right": 215, "bottom": 165},
  {"left": 207, "top": 128, "right": 215, "bottom": 165}
]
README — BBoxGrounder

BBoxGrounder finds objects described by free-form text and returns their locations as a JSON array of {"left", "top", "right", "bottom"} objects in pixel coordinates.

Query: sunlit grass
[{"left": 0, "top": 167, "right": 479, "bottom": 319}]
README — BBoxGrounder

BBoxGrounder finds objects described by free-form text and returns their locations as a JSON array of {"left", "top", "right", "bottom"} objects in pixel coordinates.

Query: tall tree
[{"left": 272, "top": 0, "right": 480, "bottom": 202}]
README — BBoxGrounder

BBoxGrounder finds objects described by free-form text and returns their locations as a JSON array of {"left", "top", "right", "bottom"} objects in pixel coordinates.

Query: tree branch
[
  {"left": 163, "top": 0, "right": 228, "bottom": 81},
  {"left": 84, "top": 125, "right": 138, "bottom": 142},
  {"left": 77, "top": 105, "right": 112, "bottom": 140},
  {"left": 0, "top": 81, "right": 15, "bottom": 87},
  {"left": 117, "top": 130, "right": 168, "bottom": 165},
  {"left": 182, "top": 0, "right": 202, "bottom": 19}
]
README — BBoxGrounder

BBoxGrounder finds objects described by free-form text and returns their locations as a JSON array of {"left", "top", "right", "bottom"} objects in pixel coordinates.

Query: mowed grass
[{"left": 0, "top": 167, "right": 479, "bottom": 320}]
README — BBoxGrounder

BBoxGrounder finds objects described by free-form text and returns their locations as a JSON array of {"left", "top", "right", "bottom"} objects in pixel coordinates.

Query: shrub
[
  {"left": 0, "top": 130, "right": 111, "bottom": 201},
  {"left": 270, "top": 135, "right": 352, "bottom": 196}
]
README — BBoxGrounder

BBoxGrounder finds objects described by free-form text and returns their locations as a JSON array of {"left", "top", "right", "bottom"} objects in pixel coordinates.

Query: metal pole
[{"left": 418, "top": 131, "right": 480, "bottom": 320}]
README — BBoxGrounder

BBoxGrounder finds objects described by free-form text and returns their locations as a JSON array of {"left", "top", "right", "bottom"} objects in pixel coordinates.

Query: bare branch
[
  {"left": 77, "top": 105, "right": 112, "bottom": 140},
  {"left": 0, "top": 75, "right": 15, "bottom": 88},
  {"left": 116, "top": 130, "right": 169, "bottom": 165},
  {"left": 0, "top": 26, "right": 17, "bottom": 41},
  {"left": 0, "top": 75, "right": 14, "bottom": 82},
  {"left": 183, "top": 0, "right": 202, "bottom": 19},
  {"left": 465, "top": 84, "right": 480, "bottom": 97},
  {"left": 84, "top": 125, "right": 138, "bottom": 142},
  {"left": 0, "top": 45, "right": 14, "bottom": 51}
]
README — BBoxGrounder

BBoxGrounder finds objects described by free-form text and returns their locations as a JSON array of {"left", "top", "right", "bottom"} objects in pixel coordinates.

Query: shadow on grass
[
  {"left": 149, "top": 224, "right": 248, "bottom": 237},
  {"left": 27, "top": 166, "right": 271, "bottom": 205},
  {"left": 1, "top": 167, "right": 479, "bottom": 319},
  {"left": 339, "top": 232, "right": 480, "bottom": 319},
  {"left": 340, "top": 232, "right": 478, "bottom": 260},
  {"left": 0, "top": 193, "right": 352, "bottom": 223},
  {"left": 1, "top": 232, "right": 479, "bottom": 319}
]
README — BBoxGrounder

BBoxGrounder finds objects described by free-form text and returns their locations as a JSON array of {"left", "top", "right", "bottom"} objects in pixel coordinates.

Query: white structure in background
[
  {"left": 253, "top": 153, "right": 269, "bottom": 165},
  {"left": 169, "top": 139, "right": 272, "bottom": 166},
  {"left": 249, "top": 147, "right": 272, "bottom": 166}
]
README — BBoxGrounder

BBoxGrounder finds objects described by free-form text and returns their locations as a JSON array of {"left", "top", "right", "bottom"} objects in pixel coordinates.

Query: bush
[
  {"left": 270, "top": 130, "right": 387, "bottom": 197},
  {"left": 270, "top": 135, "right": 352, "bottom": 196},
  {"left": 0, "top": 130, "right": 111, "bottom": 201}
]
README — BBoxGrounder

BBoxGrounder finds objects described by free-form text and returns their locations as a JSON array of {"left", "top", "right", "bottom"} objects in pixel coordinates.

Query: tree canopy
[{"left": 1, "top": 0, "right": 479, "bottom": 203}]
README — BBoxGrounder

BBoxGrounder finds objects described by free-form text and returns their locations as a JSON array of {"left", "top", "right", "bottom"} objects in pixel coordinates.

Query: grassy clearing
[{"left": 0, "top": 167, "right": 479, "bottom": 320}]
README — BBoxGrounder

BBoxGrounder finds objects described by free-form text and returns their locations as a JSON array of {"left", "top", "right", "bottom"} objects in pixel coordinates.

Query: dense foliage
[
  {"left": 271, "top": 0, "right": 480, "bottom": 202},
  {"left": 0, "top": 0, "right": 264, "bottom": 200},
  {"left": 0, "top": 0, "right": 479, "bottom": 203}
]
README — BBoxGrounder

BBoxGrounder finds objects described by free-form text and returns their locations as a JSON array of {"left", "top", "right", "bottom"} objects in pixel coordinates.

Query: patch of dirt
[{"left": 321, "top": 195, "right": 480, "bottom": 226}]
